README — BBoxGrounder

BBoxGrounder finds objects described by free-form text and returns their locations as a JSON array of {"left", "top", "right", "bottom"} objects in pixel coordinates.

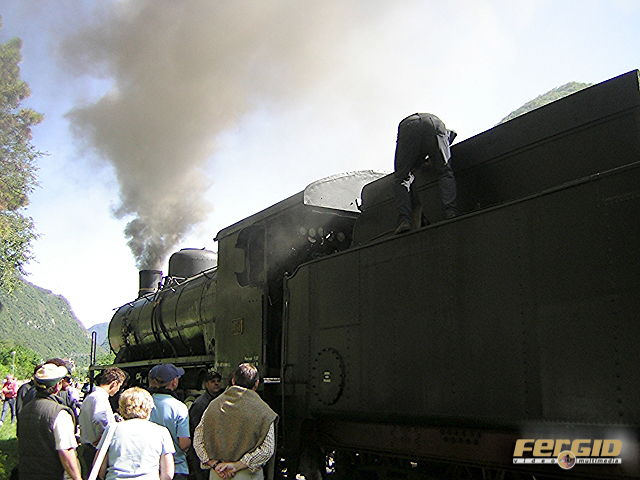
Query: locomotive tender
[{"left": 105, "top": 70, "right": 640, "bottom": 479}]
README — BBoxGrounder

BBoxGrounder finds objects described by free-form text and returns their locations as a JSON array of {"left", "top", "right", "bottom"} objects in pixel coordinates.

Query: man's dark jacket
[{"left": 17, "top": 390, "right": 75, "bottom": 480}]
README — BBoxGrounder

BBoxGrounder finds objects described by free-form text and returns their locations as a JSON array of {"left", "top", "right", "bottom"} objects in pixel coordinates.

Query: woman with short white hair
[{"left": 97, "top": 387, "right": 175, "bottom": 480}]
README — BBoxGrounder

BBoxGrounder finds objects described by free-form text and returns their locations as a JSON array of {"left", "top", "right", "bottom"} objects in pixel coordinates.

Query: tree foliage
[
  {"left": 95, "top": 351, "right": 116, "bottom": 367},
  {"left": 497, "top": 81, "right": 593, "bottom": 125},
  {"left": 0, "top": 278, "right": 105, "bottom": 372},
  {"left": 0, "top": 340, "right": 40, "bottom": 379},
  {"left": 0, "top": 23, "right": 44, "bottom": 292}
]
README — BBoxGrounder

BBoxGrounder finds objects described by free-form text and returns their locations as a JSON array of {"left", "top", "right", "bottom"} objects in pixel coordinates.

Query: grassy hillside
[
  {"left": 497, "top": 81, "right": 592, "bottom": 125},
  {"left": 0, "top": 281, "right": 108, "bottom": 479},
  {"left": 0, "top": 278, "right": 95, "bottom": 369},
  {"left": 88, "top": 321, "right": 110, "bottom": 350}
]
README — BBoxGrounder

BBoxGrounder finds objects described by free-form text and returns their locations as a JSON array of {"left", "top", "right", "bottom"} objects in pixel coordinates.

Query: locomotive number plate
[{"left": 231, "top": 318, "right": 244, "bottom": 335}]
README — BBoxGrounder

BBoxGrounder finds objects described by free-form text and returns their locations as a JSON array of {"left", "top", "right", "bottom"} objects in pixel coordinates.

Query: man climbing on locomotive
[{"left": 393, "top": 112, "right": 458, "bottom": 234}]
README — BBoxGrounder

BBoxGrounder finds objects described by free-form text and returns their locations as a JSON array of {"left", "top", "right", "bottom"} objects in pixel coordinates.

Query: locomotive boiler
[
  {"left": 103, "top": 70, "right": 640, "bottom": 479},
  {"left": 108, "top": 171, "right": 383, "bottom": 389}
]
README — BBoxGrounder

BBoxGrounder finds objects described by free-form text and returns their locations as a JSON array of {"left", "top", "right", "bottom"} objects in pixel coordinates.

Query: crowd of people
[{"left": 7, "top": 359, "right": 277, "bottom": 480}]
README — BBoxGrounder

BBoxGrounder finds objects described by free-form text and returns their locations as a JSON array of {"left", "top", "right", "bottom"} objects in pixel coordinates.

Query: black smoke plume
[{"left": 62, "top": 1, "right": 369, "bottom": 269}]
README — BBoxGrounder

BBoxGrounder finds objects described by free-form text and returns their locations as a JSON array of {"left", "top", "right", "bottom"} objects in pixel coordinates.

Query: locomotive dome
[{"left": 168, "top": 248, "right": 217, "bottom": 279}]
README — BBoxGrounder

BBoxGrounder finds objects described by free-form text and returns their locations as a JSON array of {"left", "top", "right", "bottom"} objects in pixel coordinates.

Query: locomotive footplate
[
  {"left": 313, "top": 419, "right": 639, "bottom": 479},
  {"left": 316, "top": 419, "right": 516, "bottom": 467}
]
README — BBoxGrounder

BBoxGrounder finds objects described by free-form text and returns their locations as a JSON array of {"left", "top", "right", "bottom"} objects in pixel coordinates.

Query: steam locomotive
[{"left": 103, "top": 70, "right": 640, "bottom": 479}]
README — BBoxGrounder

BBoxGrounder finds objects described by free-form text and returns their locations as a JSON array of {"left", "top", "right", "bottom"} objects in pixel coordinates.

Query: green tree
[
  {"left": 0, "top": 340, "right": 41, "bottom": 379},
  {"left": 497, "top": 81, "right": 592, "bottom": 125},
  {"left": 94, "top": 351, "right": 116, "bottom": 367},
  {"left": 0, "top": 20, "right": 44, "bottom": 292}
]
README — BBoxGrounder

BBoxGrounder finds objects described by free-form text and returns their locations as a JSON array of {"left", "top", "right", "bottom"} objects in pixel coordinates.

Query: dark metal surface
[
  {"left": 107, "top": 71, "right": 640, "bottom": 477},
  {"left": 168, "top": 248, "right": 217, "bottom": 278},
  {"left": 138, "top": 269, "right": 162, "bottom": 298},
  {"left": 353, "top": 70, "right": 640, "bottom": 246},
  {"left": 109, "top": 268, "right": 215, "bottom": 362},
  {"left": 284, "top": 161, "right": 640, "bottom": 476},
  {"left": 287, "top": 162, "right": 640, "bottom": 420}
]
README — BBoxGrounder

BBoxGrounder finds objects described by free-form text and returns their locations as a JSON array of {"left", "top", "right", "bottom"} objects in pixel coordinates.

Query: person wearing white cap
[
  {"left": 149, "top": 363, "right": 191, "bottom": 479},
  {"left": 17, "top": 363, "right": 82, "bottom": 480}
]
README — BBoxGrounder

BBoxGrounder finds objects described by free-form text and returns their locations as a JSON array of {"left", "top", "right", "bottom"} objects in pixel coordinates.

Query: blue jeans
[{"left": 1, "top": 398, "right": 16, "bottom": 423}]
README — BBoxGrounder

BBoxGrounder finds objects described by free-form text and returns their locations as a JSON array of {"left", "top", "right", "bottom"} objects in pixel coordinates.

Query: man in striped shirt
[{"left": 194, "top": 364, "right": 278, "bottom": 480}]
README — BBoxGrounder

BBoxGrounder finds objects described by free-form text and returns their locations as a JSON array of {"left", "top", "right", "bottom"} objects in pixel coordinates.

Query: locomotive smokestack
[{"left": 138, "top": 270, "right": 163, "bottom": 298}]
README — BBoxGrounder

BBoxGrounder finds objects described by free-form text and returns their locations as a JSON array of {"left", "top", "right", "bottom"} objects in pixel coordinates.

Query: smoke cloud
[{"left": 61, "top": 1, "right": 380, "bottom": 270}]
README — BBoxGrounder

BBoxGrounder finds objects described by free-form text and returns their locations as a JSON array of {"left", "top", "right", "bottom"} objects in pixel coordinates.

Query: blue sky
[{"left": 1, "top": 0, "right": 639, "bottom": 328}]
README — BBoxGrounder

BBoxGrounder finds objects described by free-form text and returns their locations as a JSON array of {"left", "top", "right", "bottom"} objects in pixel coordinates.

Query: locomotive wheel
[{"left": 297, "top": 444, "right": 325, "bottom": 480}]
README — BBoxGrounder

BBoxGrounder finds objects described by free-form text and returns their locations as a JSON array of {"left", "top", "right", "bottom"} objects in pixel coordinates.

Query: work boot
[
  {"left": 394, "top": 220, "right": 411, "bottom": 235},
  {"left": 444, "top": 209, "right": 457, "bottom": 220}
]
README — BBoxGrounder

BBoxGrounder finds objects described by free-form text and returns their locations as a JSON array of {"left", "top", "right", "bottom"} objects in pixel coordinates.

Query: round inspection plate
[{"left": 311, "top": 347, "right": 345, "bottom": 406}]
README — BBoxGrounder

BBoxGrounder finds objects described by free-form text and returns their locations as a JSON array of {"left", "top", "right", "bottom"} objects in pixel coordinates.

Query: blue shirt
[
  {"left": 98, "top": 419, "right": 175, "bottom": 480},
  {"left": 150, "top": 393, "right": 190, "bottom": 475}
]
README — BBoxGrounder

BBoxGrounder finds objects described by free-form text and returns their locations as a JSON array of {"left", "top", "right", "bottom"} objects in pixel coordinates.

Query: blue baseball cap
[{"left": 150, "top": 363, "right": 185, "bottom": 383}]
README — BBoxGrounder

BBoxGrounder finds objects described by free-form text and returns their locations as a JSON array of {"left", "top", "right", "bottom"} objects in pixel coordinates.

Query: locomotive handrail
[
  {"left": 89, "top": 354, "right": 217, "bottom": 371},
  {"left": 280, "top": 274, "right": 291, "bottom": 449},
  {"left": 151, "top": 293, "right": 180, "bottom": 358}
]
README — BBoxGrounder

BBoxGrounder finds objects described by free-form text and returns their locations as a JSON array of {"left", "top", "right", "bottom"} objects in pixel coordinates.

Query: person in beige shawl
[{"left": 194, "top": 364, "right": 278, "bottom": 480}]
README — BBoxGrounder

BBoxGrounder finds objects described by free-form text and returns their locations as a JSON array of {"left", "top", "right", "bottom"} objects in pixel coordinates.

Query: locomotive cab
[{"left": 212, "top": 170, "right": 384, "bottom": 381}]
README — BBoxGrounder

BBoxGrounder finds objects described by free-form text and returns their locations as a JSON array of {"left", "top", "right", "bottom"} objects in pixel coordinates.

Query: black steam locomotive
[{"left": 103, "top": 70, "right": 640, "bottom": 479}]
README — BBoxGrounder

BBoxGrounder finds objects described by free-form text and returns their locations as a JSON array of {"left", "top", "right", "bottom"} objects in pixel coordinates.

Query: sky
[{"left": 1, "top": 0, "right": 639, "bottom": 330}]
